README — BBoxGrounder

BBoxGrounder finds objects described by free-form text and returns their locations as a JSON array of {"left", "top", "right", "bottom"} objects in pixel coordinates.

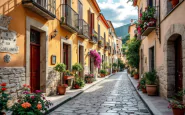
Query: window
[
  {"left": 149, "top": 47, "right": 155, "bottom": 71},
  {"left": 148, "top": 0, "right": 153, "bottom": 7}
]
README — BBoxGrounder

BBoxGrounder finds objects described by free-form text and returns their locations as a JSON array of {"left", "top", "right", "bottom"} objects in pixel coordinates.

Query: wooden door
[
  {"left": 30, "top": 29, "right": 40, "bottom": 92},
  {"left": 175, "top": 37, "right": 183, "bottom": 92},
  {"left": 63, "top": 44, "right": 68, "bottom": 69}
]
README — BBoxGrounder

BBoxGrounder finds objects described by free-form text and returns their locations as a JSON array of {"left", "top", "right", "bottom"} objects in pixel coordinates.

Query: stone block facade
[
  {"left": 0, "top": 67, "right": 25, "bottom": 104},
  {"left": 46, "top": 67, "right": 60, "bottom": 96}
]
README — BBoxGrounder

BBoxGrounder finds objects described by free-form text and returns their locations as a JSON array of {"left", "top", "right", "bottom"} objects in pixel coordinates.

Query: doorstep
[
  {"left": 127, "top": 74, "right": 173, "bottom": 115},
  {"left": 45, "top": 74, "right": 113, "bottom": 113}
]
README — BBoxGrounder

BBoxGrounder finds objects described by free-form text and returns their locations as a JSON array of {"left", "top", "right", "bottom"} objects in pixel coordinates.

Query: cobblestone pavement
[{"left": 49, "top": 72, "right": 151, "bottom": 115}]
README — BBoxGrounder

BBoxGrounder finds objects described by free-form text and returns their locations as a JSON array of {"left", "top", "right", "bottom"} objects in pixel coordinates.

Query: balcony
[
  {"left": 78, "top": 19, "right": 90, "bottom": 39},
  {"left": 61, "top": 4, "right": 79, "bottom": 33},
  {"left": 104, "top": 43, "right": 109, "bottom": 51},
  {"left": 22, "top": 0, "right": 56, "bottom": 20},
  {"left": 98, "top": 36, "right": 104, "bottom": 48},
  {"left": 89, "top": 29, "right": 98, "bottom": 44},
  {"left": 141, "top": 27, "right": 156, "bottom": 36}
]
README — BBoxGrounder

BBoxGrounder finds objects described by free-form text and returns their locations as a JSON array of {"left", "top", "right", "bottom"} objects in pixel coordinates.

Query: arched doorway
[{"left": 167, "top": 34, "right": 183, "bottom": 97}]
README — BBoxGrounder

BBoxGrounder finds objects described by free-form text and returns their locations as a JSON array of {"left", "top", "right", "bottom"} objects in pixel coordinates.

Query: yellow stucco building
[{"left": 0, "top": 0, "right": 118, "bottom": 97}]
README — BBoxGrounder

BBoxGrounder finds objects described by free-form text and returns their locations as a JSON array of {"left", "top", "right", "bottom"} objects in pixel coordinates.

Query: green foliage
[
  {"left": 72, "top": 63, "right": 83, "bottom": 73},
  {"left": 54, "top": 63, "right": 66, "bottom": 73},
  {"left": 112, "top": 63, "right": 118, "bottom": 70},
  {"left": 130, "top": 70, "right": 135, "bottom": 77},
  {"left": 140, "top": 77, "right": 146, "bottom": 89},
  {"left": 100, "top": 70, "right": 107, "bottom": 74},
  {"left": 75, "top": 78, "right": 85, "bottom": 88},
  {"left": 64, "top": 70, "right": 73, "bottom": 76},
  {"left": 125, "top": 38, "right": 141, "bottom": 69},
  {"left": 145, "top": 70, "right": 157, "bottom": 85}
]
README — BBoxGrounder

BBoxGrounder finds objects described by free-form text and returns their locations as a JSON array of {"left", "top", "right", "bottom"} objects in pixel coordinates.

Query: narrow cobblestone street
[{"left": 49, "top": 72, "right": 151, "bottom": 115}]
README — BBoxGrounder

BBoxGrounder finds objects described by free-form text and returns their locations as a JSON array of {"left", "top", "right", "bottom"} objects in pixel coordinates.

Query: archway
[{"left": 167, "top": 34, "right": 182, "bottom": 97}]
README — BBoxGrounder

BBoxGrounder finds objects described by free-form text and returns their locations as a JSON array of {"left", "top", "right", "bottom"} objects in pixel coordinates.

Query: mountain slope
[{"left": 115, "top": 24, "right": 130, "bottom": 39}]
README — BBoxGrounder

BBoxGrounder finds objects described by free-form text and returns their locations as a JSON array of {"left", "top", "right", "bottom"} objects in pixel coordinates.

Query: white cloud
[{"left": 97, "top": 0, "right": 138, "bottom": 28}]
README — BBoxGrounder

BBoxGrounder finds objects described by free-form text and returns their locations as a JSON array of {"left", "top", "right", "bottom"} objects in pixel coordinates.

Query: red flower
[
  {"left": 27, "top": 85, "right": 31, "bottom": 89},
  {"left": 23, "top": 84, "right": 27, "bottom": 87},
  {"left": 2, "top": 88, "right": 6, "bottom": 91},
  {"left": 1, "top": 83, "right": 6, "bottom": 86}
]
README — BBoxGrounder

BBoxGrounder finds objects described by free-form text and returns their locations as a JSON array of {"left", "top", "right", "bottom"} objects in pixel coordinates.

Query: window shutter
[{"left": 91, "top": 13, "right": 94, "bottom": 29}]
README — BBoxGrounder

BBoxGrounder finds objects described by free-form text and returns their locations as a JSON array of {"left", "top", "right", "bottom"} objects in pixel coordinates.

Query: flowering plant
[
  {"left": 59, "top": 84, "right": 68, "bottom": 88},
  {"left": 136, "top": 7, "right": 156, "bottom": 35},
  {"left": 85, "top": 74, "right": 94, "bottom": 78},
  {"left": 90, "top": 50, "right": 102, "bottom": 68},
  {"left": 85, "top": 74, "right": 95, "bottom": 83},
  {"left": 11, "top": 84, "right": 53, "bottom": 115},
  {"left": 168, "top": 90, "right": 185, "bottom": 109},
  {"left": 0, "top": 83, "right": 10, "bottom": 112}
]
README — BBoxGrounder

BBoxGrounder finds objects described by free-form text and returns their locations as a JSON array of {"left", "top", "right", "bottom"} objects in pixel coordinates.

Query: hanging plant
[{"left": 90, "top": 50, "right": 102, "bottom": 68}]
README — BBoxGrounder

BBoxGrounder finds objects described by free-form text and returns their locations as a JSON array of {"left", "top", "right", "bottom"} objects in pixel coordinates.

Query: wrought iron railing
[
  {"left": 23, "top": 0, "right": 56, "bottom": 15},
  {"left": 79, "top": 19, "right": 89, "bottom": 38},
  {"left": 90, "top": 29, "right": 98, "bottom": 43},
  {"left": 61, "top": 4, "right": 79, "bottom": 30}
]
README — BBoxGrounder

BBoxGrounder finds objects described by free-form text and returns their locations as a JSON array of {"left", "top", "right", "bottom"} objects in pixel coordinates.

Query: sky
[{"left": 97, "top": 0, "right": 138, "bottom": 28}]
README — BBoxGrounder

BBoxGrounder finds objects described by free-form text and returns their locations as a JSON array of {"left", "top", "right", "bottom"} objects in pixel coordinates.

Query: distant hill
[{"left": 115, "top": 24, "right": 130, "bottom": 39}]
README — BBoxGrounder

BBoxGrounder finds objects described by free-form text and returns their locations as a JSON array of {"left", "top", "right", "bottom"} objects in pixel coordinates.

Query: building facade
[
  {"left": 0, "top": 0, "right": 118, "bottom": 101},
  {"left": 132, "top": 0, "right": 185, "bottom": 99}
]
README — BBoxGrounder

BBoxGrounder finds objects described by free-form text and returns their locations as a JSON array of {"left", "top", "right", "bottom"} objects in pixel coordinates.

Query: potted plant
[
  {"left": 54, "top": 63, "right": 66, "bottom": 95},
  {"left": 169, "top": 0, "right": 179, "bottom": 8},
  {"left": 57, "top": 84, "right": 68, "bottom": 95},
  {"left": 133, "top": 71, "right": 139, "bottom": 79},
  {"left": 130, "top": 70, "right": 135, "bottom": 77},
  {"left": 72, "top": 63, "right": 84, "bottom": 88},
  {"left": 74, "top": 78, "right": 85, "bottom": 89},
  {"left": 168, "top": 90, "right": 185, "bottom": 115},
  {"left": 85, "top": 74, "right": 95, "bottom": 83},
  {"left": 145, "top": 70, "right": 158, "bottom": 96},
  {"left": 11, "top": 84, "right": 53, "bottom": 115},
  {"left": 112, "top": 63, "right": 118, "bottom": 73},
  {"left": 98, "top": 40, "right": 103, "bottom": 47},
  {"left": 64, "top": 70, "right": 74, "bottom": 80},
  {"left": 100, "top": 70, "right": 107, "bottom": 77},
  {"left": 0, "top": 83, "right": 9, "bottom": 115},
  {"left": 140, "top": 77, "right": 147, "bottom": 93}
]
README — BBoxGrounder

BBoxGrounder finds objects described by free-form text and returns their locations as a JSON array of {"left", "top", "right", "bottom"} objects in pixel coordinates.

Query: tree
[{"left": 125, "top": 38, "right": 141, "bottom": 69}]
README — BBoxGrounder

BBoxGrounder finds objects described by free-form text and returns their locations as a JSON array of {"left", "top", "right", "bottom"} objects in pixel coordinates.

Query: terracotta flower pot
[
  {"left": 100, "top": 74, "right": 105, "bottom": 77},
  {"left": 74, "top": 84, "right": 80, "bottom": 89},
  {"left": 170, "top": 0, "right": 179, "bottom": 8},
  {"left": 0, "top": 112, "right": 6, "bottom": 115},
  {"left": 134, "top": 74, "right": 139, "bottom": 79},
  {"left": 172, "top": 108, "right": 185, "bottom": 115},
  {"left": 57, "top": 85, "right": 66, "bottom": 95},
  {"left": 142, "top": 88, "right": 147, "bottom": 93},
  {"left": 146, "top": 85, "right": 157, "bottom": 96}
]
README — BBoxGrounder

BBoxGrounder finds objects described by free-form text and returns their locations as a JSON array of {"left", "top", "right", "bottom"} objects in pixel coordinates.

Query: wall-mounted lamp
[
  {"left": 51, "top": 29, "right": 58, "bottom": 39},
  {"left": 65, "top": 35, "right": 68, "bottom": 39}
]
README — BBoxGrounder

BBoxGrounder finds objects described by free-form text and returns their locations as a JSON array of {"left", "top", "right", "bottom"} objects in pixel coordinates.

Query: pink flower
[
  {"left": 35, "top": 90, "right": 41, "bottom": 93},
  {"left": 31, "top": 96, "right": 35, "bottom": 99}
]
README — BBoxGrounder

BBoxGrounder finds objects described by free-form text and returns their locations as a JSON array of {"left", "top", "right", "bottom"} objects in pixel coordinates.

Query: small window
[
  {"left": 149, "top": 47, "right": 155, "bottom": 71},
  {"left": 148, "top": 0, "right": 153, "bottom": 7}
]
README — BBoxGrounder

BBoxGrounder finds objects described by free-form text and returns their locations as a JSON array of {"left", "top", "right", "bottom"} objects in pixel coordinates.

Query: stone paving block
[{"left": 49, "top": 72, "right": 151, "bottom": 115}]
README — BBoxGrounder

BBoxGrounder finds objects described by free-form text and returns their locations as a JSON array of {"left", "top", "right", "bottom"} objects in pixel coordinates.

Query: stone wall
[
  {"left": 0, "top": 67, "right": 25, "bottom": 104},
  {"left": 46, "top": 67, "right": 60, "bottom": 96},
  {"left": 156, "top": 65, "right": 168, "bottom": 98}
]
